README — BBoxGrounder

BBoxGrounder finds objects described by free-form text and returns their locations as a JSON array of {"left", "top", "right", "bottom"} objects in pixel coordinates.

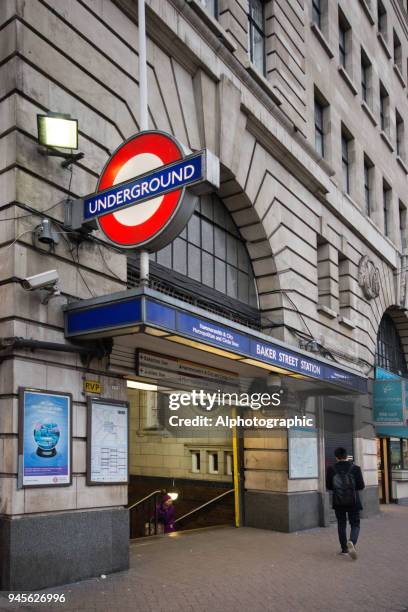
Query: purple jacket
[{"left": 155, "top": 502, "right": 175, "bottom": 533}]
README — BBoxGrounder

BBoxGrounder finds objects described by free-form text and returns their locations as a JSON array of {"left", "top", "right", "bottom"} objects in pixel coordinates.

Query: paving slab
[{"left": 1, "top": 505, "right": 408, "bottom": 612}]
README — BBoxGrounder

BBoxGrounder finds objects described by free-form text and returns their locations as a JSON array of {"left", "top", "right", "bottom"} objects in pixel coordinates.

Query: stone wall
[{"left": 1, "top": 0, "right": 407, "bottom": 584}]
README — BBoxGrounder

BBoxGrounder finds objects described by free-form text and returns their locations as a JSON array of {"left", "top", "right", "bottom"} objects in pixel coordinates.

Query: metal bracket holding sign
[
  {"left": 65, "top": 130, "right": 219, "bottom": 251},
  {"left": 87, "top": 397, "right": 129, "bottom": 485}
]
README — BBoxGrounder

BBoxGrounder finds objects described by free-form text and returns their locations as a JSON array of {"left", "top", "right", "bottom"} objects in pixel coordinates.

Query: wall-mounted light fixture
[
  {"left": 37, "top": 113, "right": 84, "bottom": 168},
  {"left": 33, "top": 219, "right": 60, "bottom": 249}
]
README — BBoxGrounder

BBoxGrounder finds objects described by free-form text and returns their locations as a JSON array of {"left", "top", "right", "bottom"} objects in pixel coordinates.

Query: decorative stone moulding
[{"left": 358, "top": 255, "right": 380, "bottom": 299}]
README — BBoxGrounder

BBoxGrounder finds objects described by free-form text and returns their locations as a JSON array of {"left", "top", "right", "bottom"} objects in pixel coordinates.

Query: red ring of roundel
[{"left": 97, "top": 133, "right": 183, "bottom": 247}]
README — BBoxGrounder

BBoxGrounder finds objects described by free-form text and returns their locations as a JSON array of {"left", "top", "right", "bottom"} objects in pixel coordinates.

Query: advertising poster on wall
[
  {"left": 19, "top": 388, "right": 72, "bottom": 487},
  {"left": 87, "top": 398, "right": 129, "bottom": 485}
]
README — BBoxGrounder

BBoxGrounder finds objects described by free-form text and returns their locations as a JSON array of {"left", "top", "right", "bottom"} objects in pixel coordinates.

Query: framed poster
[
  {"left": 87, "top": 398, "right": 129, "bottom": 485},
  {"left": 19, "top": 388, "right": 72, "bottom": 488},
  {"left": 288, "top": 427, "right": 319, "bottom": 479}
]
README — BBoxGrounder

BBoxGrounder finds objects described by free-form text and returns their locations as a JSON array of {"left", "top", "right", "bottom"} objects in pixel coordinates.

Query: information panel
[
  {"left": 19, "top": 388, "right": 72, "bottom": 488},
  {"left": 373, "top": 379, "right": 405, "bottom": 425},
  {"left": 288, "top": 427, "right": 319, "bottom": 479},
  {"left": 87, "top": 398, "right": 129, "bottom": 485},
  {"left": 137, "top": 350, "right": 238, "bottom": 391}
]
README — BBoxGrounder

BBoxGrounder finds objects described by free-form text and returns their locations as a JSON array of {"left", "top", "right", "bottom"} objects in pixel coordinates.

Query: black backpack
[{"left": 332, "top": 463, "right": 357, "bottom": 507}]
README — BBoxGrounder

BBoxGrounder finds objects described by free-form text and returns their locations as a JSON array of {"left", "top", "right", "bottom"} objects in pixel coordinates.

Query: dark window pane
[
  {"left": 173, "top": 238, "right": 187, "bottom": 275},
  {"left": 227, "top": 234, "right": 238, "bottom": 266},
  {"left": 201, "top": 218, "right": 214, "bottom": 253},
  {"left": 314, "top": 102, "right": 323, "bottom": 129},
  {"left": 250, "top": 0, "right": 263, "bottom": 28},
  {"left": 213, "top": 199, "right": 225, "bottom": 226},
  {"left": 315, "top": 131, "right": 324, "bottom": 157},
  {"left": 187, "top": 214, "right": 200, "bottom": 246},
  {"left": 312, "top": 0, "right": 321, "bottom": 28},
  {"left": 200, "top": 195, "right": 213, "bottom": 220},
  {"left": 214, "top": 258, "right": 226, "bottom": 293},
  {"left": 339, "top": 26, "right": 346, "bottom": 68},
  {"left": 188, "top": 244, "right": 201, "bottom": 281},
  {"left": 226, "top": 265, "right": 238, "bottom": 298},
  {"left": 214, "top": 226, "right": 226, "bottom": 259},
  {"left": 342, "top": 135, "right": 348, "bottom": 161},
  {"left": 251, "top": 26, "right": 264, "bottom": 72},
  {"left": 376, "top": 313, "right": 407, "bottom": 375},
  {"left": 200, "top": 0, "right": 217, "bottom": 17},
  {"left": 237, "top": 241, "right": 249, "bottom": 272},
  {"left": 342, "top": 161, "right": 349, "bottom": 193},
  {"left": 238, "top": 271, "right": 249, "bottom": 303},
  {"left": 157, "top": 244, "right": 172, "bottom": 267},
  {"left": 128, "top": 193, "right": 259, "bottom": 309},
  {"left": 248, "top": 275, "right": 258, "bottom": 307},
  {"left": 249, "top": 0, "right": 265, "bottom": 74},
  {"left": 202, "top": 252, "right": 214, "bottom": 287}
]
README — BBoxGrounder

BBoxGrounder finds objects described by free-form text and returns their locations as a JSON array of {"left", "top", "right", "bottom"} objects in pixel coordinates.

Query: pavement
[{"left": 1, "top": 504, "right": 408, "bottom": 612}]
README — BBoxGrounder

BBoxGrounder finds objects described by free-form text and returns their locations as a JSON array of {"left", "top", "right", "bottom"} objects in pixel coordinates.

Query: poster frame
[
  {"left": 18, "top": 386, "right": 73, "bottom": 489},
  {"left": 288, "top": 426, "right": 319, "bottom": 480},
  {"left": 86, "top": 397, "right": 129, "bottom": 486}
]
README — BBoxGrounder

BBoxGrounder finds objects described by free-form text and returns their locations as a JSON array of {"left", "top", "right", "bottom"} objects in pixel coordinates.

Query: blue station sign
[
  {"left": 64, "top": 294, "right": 367, "bottom": 393},
  {"left": 83, "top": 152, "right": 204, "bottom": 222}
]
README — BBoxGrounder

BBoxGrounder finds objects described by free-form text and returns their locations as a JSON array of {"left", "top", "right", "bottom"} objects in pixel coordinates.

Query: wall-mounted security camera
[{"left": 21, "top": 269, "right": 59, "bottom": 291}]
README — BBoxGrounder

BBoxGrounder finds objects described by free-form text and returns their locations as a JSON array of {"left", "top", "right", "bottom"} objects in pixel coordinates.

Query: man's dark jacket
[{"left": 326, "top": 460, "right": 365, "bottom": 510}]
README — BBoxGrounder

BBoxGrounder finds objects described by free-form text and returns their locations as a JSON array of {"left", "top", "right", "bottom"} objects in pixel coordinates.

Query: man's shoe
[
  {"left": 337, "top": 551, "right": 349, "bottom": 557},
  {"left": 347, "top": 540, "right": 357, "bottom": 560}
]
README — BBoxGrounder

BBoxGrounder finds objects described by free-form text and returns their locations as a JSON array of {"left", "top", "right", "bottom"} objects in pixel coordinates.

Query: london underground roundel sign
[{"left": 83, "top": 131, "right": 217, "bottom": 251}]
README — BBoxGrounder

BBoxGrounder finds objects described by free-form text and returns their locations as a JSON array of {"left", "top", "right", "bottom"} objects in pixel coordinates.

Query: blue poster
[{"left": 22, "top": 390, "right": 71, "bottom": 487}]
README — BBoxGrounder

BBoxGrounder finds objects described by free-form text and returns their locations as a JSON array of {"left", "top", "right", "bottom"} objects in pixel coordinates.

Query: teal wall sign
[{"left": 373, "top": 379, "right": 405, "bottom": 425}]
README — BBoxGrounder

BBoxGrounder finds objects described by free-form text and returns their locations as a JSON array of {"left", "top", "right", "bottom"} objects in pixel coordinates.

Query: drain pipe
[{"left": 0, "top": 337, "right": 111, "bottom": 361}]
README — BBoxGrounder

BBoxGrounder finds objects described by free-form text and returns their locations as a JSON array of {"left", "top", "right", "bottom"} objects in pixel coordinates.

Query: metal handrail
[
  {"left": 174, "top": 489, "right": 234, "bottom": 524},
  {"left": 128, "top": 490, "right": 162, "bottom": 511}
]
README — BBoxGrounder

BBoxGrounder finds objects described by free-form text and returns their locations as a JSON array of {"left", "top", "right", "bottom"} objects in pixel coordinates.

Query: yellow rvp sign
[{"left": 83, "top": 380, "right": 102, "bottom": 394}]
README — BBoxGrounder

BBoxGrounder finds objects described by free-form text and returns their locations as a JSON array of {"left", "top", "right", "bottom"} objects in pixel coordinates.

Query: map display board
[
  {"left": 288, "top": 427, "right": 319, "bottom": 479},
  {"left": 87, "top": 398, "right": 128, "bottom": 485}
]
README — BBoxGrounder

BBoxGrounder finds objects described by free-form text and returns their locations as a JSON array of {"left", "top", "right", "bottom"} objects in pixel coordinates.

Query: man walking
[{"left": 326, "top": 447, "right": 365, "bottom": 560}]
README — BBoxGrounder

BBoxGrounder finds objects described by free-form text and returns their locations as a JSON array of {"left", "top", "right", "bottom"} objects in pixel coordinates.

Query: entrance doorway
[
  {"left": 323, "top": 398, "right": 354, "bottom": 522},
  {"left": 377, "top": 437, "right": 391, "bottom": 503},
  {"left": 324, "top": 399, "right": 354, "bottom": 468},
  {"left": 127, "top": 382, "right": 236, "bottom": 538}
]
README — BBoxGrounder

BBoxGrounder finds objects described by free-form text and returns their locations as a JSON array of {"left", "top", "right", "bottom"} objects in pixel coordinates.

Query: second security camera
[{"left": 21, "top": 270, "right": 59, "bottom": 291}]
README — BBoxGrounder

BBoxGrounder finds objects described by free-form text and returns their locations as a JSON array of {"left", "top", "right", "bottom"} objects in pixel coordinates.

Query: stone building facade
[{"left": 1, "top": 0, "right": 408, "bottom": 590}]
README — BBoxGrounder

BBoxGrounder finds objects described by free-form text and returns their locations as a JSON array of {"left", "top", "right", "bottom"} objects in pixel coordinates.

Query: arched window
[
  {"left": 375, "top": 313, "right": 407, "bottom": 375},
  {"left": 128, "top": 195, "right": 259, "bottom": 325}
]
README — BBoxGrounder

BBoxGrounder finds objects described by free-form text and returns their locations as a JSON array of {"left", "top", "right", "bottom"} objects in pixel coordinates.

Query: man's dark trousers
[{"left": 335, "top": 508, "right": 360, "bottom": 552}]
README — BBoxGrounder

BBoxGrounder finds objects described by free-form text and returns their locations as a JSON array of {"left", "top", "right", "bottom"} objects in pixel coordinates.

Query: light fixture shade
[{"left": 37, "top": 114, "right": 78, "bottom": 149}]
